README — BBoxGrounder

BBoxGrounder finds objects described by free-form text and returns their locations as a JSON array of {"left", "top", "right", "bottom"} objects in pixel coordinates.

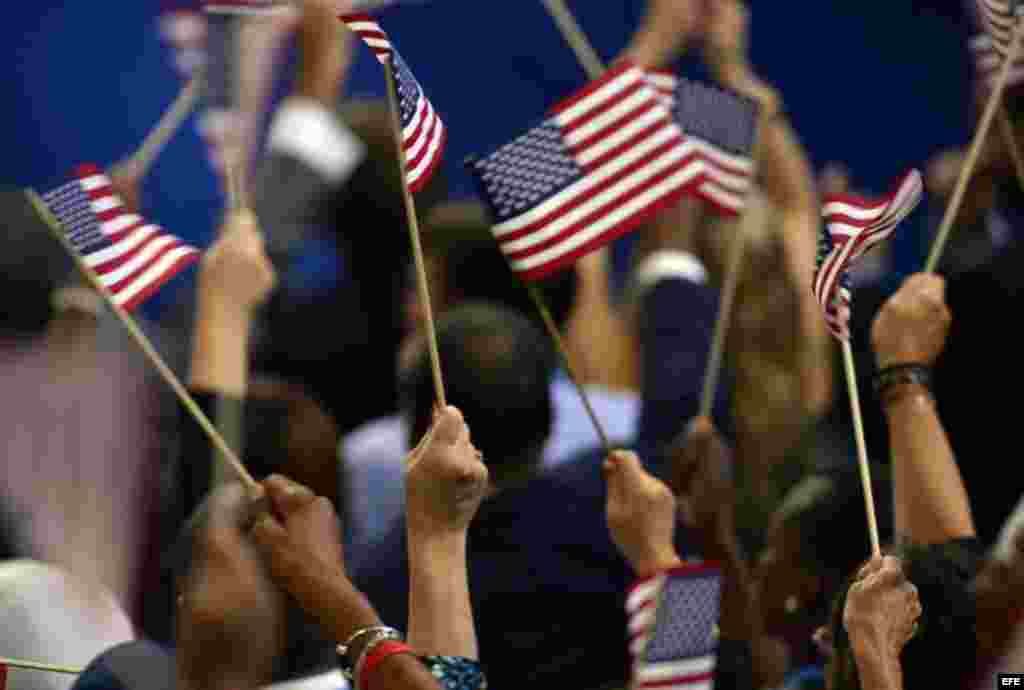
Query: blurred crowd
[{"left": 2, "top": 1, "right": 1024, "bottom": 690}]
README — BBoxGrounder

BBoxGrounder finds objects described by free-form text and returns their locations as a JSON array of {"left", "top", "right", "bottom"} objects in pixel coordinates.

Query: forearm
[
  {"left": 189, "top": 297, "right": 253, "bottom": 397},
  {"left": 883, "top": 384, "right": 975, "bottom": 543},
  {"left": 705, "top": 532, "right": 759, "bottom": 644},
  {"left": 851, "top": 637, "right": 904, "bottom": 690},
  {"left": 406, "top": 531, "right": 478, "bottom": 658}
]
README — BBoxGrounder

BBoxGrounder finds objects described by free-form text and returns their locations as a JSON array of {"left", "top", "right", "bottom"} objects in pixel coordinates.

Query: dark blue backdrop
[{"left": 2, "top": 1, "right": 976, "bottom": 303}]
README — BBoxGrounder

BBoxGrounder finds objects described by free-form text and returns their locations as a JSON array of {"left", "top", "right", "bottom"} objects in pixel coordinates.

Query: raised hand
[
  {"left": 871, "top": 274, "right": 951, "bottom": 369},
  {"left": 199, "top": 209, "right": 277, "bottom": 312},
  {"left": 296, "top": 0, "right": 356, "bottom": 106},
  {"left": 702, "top": 0, "right": 750, "bottom": 77},
  {"left": 620, "top": 0, "right": 702, "bottom": 69},
  {"left": 604, "top": 450, "right": 681, "bottom": 575},
  {"left": 667, "top": 417, "right": 735, "bottom": 548},
  {"left": 250, "top": 475, "right": 347, "bottom": 610},
  {"left": 843, "top": 556, "right": 922, "bottom": 660},
  {"left": 406, "top": 406, "right": 489, "bottom": 538}
]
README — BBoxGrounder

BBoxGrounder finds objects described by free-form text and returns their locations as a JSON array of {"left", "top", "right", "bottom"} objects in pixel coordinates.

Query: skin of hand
[
  {"left": 667, "top": 417, "right": 735, "bottom": 547},
  {"left": 176, "top": 482, "right": 287, "bottom": 690},
  {"left": 250, "top": 475, "right": 349, "bottom": 613},
  {"left": 604, "top": 450, "right": 681, "bottom": 576},
  {"left": 843, "top": 556, "right": 922, "bottom": 661},
  {"left": 405, "top": 406, "right": 489, "bottom": 537},
  {"left": 297, "top": 0, "right": 356, "bottom": 106},
  {"left": 870, "top": 274, "right": 951, "bottom": 369},
  {"left": 620, "top": 0, "right": 703, "bottom": 69},
  {"left": 198, "top": 209, "right": 277, "bottom": 313},
  {"left": 701, "top": 0, "right": 781, "bottom": 116},
  {"left": 108, "top": 165, "right": 142, "bottom": 214}
]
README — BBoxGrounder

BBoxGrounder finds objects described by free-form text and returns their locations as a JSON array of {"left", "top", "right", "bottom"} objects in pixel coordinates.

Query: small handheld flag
[
  {"left": 627, "top": 564, "right": 722, "bottom": 690},
  {"left": 467, "top": 61, "right": 696, "bottom": 281},
  {"left": 813, "top": 170, "right": 923, "bottom": 341},
  {"left": 341, "top": 14, "right": 446, "bottom": 192},
  {"left": 40, "top": 165, "right": 200, "bottom": 311},
  {"left": 645, "top": 72, "right": 760, "bottom": 216}
]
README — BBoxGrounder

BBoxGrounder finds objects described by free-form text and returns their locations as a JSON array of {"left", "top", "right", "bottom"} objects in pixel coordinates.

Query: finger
[
  {"left": 264, "top": 474, "right": 318, "bottom": 518},
  {"left": 250, "top": 513, "right": 290, "bottom": 552},
  {"left": 855, "top": 557, "right": 884, "bottom": 581},
  {"left": 433, "top": 405, "right": 467, "bottom": 444}
]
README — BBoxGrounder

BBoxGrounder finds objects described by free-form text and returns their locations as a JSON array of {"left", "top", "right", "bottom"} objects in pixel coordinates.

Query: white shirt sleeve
[
  {"left": 266, "top": 98, "right": 366, "bottom": 185},
  {"left": 631, "top": 249, "right": 709, "bottom": 301}
]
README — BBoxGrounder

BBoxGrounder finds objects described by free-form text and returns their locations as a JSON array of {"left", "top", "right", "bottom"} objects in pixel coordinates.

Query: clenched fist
[
  {"left": 604, "top": 450, "right": 680, "bottom": 576},
  {"left": 871, "top": 274, "right": 951, "bottom": 369}
]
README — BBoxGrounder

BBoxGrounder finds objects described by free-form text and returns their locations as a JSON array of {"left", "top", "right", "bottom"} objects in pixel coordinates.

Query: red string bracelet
[{"left": 358, "top": 640, "right": 415, "bottom": 690}]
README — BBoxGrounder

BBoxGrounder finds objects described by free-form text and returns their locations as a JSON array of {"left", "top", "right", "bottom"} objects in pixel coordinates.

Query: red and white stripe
[
  {"left": 978, "top": 0, "right": 1024, "bottom": 59},
  {"left": 71, "top": 165, "right": 200, "bottom": 311},
  {"left": 971, "top": 32, "right": 1024, "bottom": 88},
  {"left": 644, "top": 71, "right": 756, "bottom": 216},
  {"left": 494, "top": 62, "right": 699, "bottom": 280},
  {"left": 625, "top": 564, "right": 718, "bottom": 690},
  {"left": 340, "top": 13, "right": 393, "bottom": 62},
  {"left": 821, "top": 170, "right": 923, "bottom": 262}
]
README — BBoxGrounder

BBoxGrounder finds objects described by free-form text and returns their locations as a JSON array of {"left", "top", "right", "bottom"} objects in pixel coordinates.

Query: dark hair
[
  {"left": 780, "top": 465, "right": 894, "bottom": 581},
  {"left": 424, "top": 206, "right": 579, "bottom": 332},
  {"left": 828, "top": 541, "right": 979, "bottom": 690},
  {"left": 402, "top": 302, "right": 554, "bottom": 481},
  {"left": 168, "top": 495, "right": 337, "bottom": 684}
]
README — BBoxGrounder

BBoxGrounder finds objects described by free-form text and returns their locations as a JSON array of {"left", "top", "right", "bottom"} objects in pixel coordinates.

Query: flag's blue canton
[
  {"left": 41, "top": 182, "right": 109, "bottom": 255},
  {"left": 471, "top": 121, "right": 582, "bottom": 222},
  {"left": 644, "top": 572, "right": 721, "bottom": 664},
  {"left": 393, "top": 52, "right": 421, "bottom": 129},
  {"left": 672, "top": 80, "right": 758, "bottom": 157}
]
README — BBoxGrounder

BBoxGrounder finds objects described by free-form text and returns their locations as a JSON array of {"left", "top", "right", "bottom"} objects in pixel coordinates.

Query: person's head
[
  {"left": 755, "top": 466, "right": 893, "bottom": 634},
  {"left": 824, "top": 542, "right": 978, "bottom": 690},
  {"left": 400, "top": 202, "right": 578, "bottom": 368},
  {"left": 402, "top": 303, "right": 554, "bottom": 485},
  {"left": 171, "top": 483, "right": 334, "bottom": 689}
]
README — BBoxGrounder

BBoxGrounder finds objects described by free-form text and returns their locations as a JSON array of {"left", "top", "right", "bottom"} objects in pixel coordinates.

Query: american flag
[
  {"left": 971, "top": 0, "right": 1024, "bottom": 87},
  {"left": 644, "top": 71, "right": 759, "bottom": 216},
  {"left": 467, "top": 61, "right": 698, "bottom": 281},
  {"left": 341, "top": 14, "right": 446, "bottom": 192},
  {"left": 626, "top": 563, "right": 721, "bottom": 690},
  {"left": 813, "top": 171, "right": 923, "bottom": 340},
  {"left": 40, "top": 165, "right": 200, "bottom": 311}
]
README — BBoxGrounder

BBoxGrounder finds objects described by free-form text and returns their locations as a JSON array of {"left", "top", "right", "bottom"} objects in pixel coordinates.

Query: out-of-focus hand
[
  {"left": 703, "top": 0, "right": 749, "bottom": 77},
  {"left": 250, "top": 475, "right": 347, "bottom": 608},
  {"left": 108, "top": 164, "right": 142, "bottom": 214},
  {"left": 843, "top": 556, "right": 922, "bottom": 660},
  {"left": 871, "top": 274, "right": 951, "bottom": 369},
  {"left": 604, "top": 450, "right": 681, "bottom": 575},
  {"left": 198, "top": 209, "right": 277, "bottom": 312},
  {"left": 667, "top": 417, "right": 735, "bottom": 547},
  {"left": 620, "top": 0, "right": 702, "bottom": 69},
  {"left": 297, "top": 0, "right": 355, "bottom": 106},
  {"left": 406, "top": 406, "right": 489, "bottom": 538},
  {"left": 975, "top": 528, "right": 1024, "bottom": 660}
]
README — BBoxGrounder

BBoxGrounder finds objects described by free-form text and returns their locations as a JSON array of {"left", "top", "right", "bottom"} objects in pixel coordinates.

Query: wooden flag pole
[
  {"left": 998, "top": 107, "right": 1024, "bottom": 193},
  {"left": 0, "top": 657, "right": 82, "bottom": 675},
  {"left": 25, "top": 190, "right": 260, "bottom": 494},
  {"left": 698, "top": 222, "right": 747, "bottom": 419},
  {"left": 926, "top": 20, "right": 1024, "bottom": 272},
  {"left": 111, "top": 78, "right": 201, "bottom": 181},
  {"left": 383, "top": 60, "right": 447, "bottom": 407},
  {"left": 541, "top": 0, "right": 606, "bottom": 80},
  {"left": 841, "top": 339, "right": 882, "bottom": 557},
  {"left": 527, "top": 283, "right": 612, "bottom": 453}
]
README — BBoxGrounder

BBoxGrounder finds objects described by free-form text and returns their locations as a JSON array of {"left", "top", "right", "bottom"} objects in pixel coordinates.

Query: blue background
[{"left": 2, "top": 1, "right": 977, "bottom": 300}]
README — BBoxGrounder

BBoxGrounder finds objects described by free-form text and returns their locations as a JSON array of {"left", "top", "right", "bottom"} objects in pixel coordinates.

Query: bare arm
[
  {"left": 872, "top": 275, "right": 975, "bottom": 543},
  {"left": 404, "top": 407, "right": 489, "bottom": 657}
]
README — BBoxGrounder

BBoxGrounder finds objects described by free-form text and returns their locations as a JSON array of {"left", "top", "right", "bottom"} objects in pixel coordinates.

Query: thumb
[
  {"left": 433, "top": 405, "right": 467, "bottom": 444},
  {"left": 250, "top": 513, "right": 289, "bottom": 551}
]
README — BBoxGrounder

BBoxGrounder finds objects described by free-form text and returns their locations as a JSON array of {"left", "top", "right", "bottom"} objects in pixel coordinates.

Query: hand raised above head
[
  {"left": 619, "top": 0, "right": 702, "bottom": 70},
  {"left": 199, "top": 209, "right": 277, "bottom": 311},
  {"left": 406, "top": 406, "right": 489, "bottom": 538},
  {"left": 296, "top": 0, "right": 356, "bottom": 106},
  {"left": 843, "top": 556, "right": 922, "bottom": 659},
  {"left": 604, "top": 449, "right": 680, "bottom": 576},
  {"left": 871, "top": 273, "right": 951, "bottom": 369}
]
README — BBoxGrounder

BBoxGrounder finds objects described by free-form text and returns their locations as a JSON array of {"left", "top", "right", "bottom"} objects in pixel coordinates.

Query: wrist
[
  {"left": 313, "top": 575, "right": 381, "bottom": 644},
  {"left": 407, "top": 528, "right": 468, "bottom": 563},
  {"left": 632, "top": 545, "right": 683, "bottom": 577},
  {"left": 196, "top": 292, "right": 259, "bottom": 327}
]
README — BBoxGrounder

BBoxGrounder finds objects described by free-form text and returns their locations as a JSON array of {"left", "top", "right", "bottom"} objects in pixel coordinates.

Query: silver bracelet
[{"left": 338, "top": 626, "right": 402, "bottom": 681}]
